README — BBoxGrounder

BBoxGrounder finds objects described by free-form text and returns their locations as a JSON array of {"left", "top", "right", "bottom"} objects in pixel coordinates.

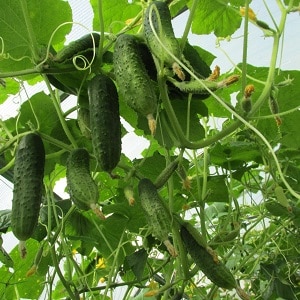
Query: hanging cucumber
[
  {"left": 54, "top": 33, "right": 101, "bottom": 64},
  {"left": 180, "top": 221, "right": 237, "bottom": 290},
  {"left": 143, "top": 1, "right": 184, "bottom": 80},
  {"left": 167, "top": 74, "right": 239, "bottom": 95},
  {"left": 77, "top": 107, "right": 91, "bottom": 139},
  {"left": 88, "top": 74, "right": 122, "bottom": 173},
  {"left": 138, "top": 178, "right": 177, "bottom": 257},
  {"left": 113, "top": 34, "right": 158, "bottom": 135},
  {"left": 66, "top": 148, "right": 104, "bottom": 219},
  {"left": 154, "top": 159, "right": 179, "bottom": 189},
  {"left": 11, "top": 133, "right": 45, "bottom": 258}
]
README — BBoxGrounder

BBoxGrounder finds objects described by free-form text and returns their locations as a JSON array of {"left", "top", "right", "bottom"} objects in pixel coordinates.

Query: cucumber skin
[
  {"left": 11, "top": 133, "right": 45, "bottom": 242},
  {"left": 66, "top": 148, "right": 99, "bottom": 210},
  {"left": 88, "top": 74, "right": 121, "bottom": 173},
  {"left": 180, "top": 222, "right": 237, "bottom": 290},
  {"left": 138, "top": 178, "right": 172, "bottom": 242},
  {"left": 113, "top": 34, "right": 158, "bottom": 117},
  {"left": 143, "top": 1, "right": 181, "bottom": 66},
  {"left": 154, "top": 159, "right": 179, "bottom": 189}
]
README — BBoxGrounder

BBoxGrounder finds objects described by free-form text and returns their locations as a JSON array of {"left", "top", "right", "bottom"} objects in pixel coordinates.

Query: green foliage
[{"left": 1, "top": 1, "right": 300, "bottom": 299}]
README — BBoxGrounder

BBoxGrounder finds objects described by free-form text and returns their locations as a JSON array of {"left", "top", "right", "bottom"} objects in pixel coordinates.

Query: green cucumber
[
  {"left": 180, "top": 222, "right": 237, "bottom": 289},
  {"left": 113, "top": 34, "right": 158, "bottom": 135},
  {"left": 138, "top": 178, "right": 177, "bottom": 257},
  {"left": 88, "top": 74, "right": 121, "bottom": 173},
  {"left": 77, "top": 107, "right": 91, "bottom": 139},
  {"left": 143, "top": 1, "right": 184, "bottom": 79},
  {"left": 54, "top": 33, "right": 100, "bottom": 63},
  {"left": 11, "top": 133, "right": 45, "bottom": 258},
  {"left": 154, "top": 159, "right": 179, "bottom": 189},
  {"left": 167, "top": 74, "right": 239, "bottom": 95},
  {"left": 66, "top": 148, "right": 104, "bottom": 219}
]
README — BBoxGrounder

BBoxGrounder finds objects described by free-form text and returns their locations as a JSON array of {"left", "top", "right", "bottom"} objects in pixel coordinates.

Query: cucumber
[
  {"left": 138, "top": 178, "right": 177, "bottom": 257},
  {"left": 180, "top": 221, "right": 237, "bottom": 289},
  {"left": 77, "top": 107, "right": 91, "bottom": 139},
  {"left": 66, "top": 148, "right": 104, "bottom": 219},
  {"left": 54, "top": 33, "right": 101, "bottom": 63},
  {"left": 154, "top": 159, "right": 179, "bottom": 189},
  {"left": 143, "top": 1, "right": 184, "bottom": 79},
  {"left": 113, "top": 34, "right": 158, "bottom": 135},
  {"left": 167, "top": 74, "right": 239, "bottom": 95},
  {"left": 11, "top": 133, "right": 45, "bottom": 258},
  {"left": 88, "top": 74, "right": 122, "bottom": 173}
]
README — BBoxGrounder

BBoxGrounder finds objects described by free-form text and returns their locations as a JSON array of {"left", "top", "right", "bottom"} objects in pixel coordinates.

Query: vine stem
[
  {"left": 19, "top": 0, "right": 39, "bottom": 62},
  {"left": 49, "top": 244, "right": 79, "bottom": 300},
  {"left": 96, "top": 0, "right": 105, "bottom": 66},
  {"left": 180, "top": 0, "right": 199, "bottom": 49},
  {"left": 43, "top": 75, "right": 78, "bottom": 149},
  {"left": 241, "top": 0, "right": 250, "bottom": 93}
]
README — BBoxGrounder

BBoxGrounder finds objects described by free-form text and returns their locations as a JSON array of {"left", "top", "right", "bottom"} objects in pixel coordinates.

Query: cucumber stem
[
  {"left": 147, "top": 113, "right": 157, "bottom": 136},
  {"left": 18, "top": 240, "right": 27, "bottom": 259}
]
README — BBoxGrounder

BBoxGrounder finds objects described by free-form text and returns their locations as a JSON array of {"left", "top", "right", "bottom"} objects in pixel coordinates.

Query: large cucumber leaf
[{"left": 0, "top": 0, "right": 72, "bottom": 73}]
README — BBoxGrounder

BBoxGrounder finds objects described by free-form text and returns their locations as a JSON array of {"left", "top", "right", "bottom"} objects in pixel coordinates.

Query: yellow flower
[
  {"left": 148, "top": 280, "right": 158, "bottom": 290},
  {"left": 96, "top": 257, "right": 106, "bottom": 269},
  {"left": 144, "top": 290, "right": 159, "bottom": 297},
  {"left": 99, "top": 277, "right": 106, "bottom": 283},
  {"left": 240, "top": 7, "right": 257, "bottom": 21}
]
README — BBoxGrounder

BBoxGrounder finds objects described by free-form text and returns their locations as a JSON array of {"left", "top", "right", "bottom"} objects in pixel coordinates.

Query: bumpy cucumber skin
[
  {"left": 143, "top": 1, "right": 181, "bottom": 67},
  {"left": 138, "top": 178, "right": 172, "bottom": 242},
  {"left": 88, "top": 74, "right": 121, "bottom": 173},
  {"left": 66, "top": 148, "right": 99, "bottom": 210},
  {"left": 180, "top": 222, "right": 237, "bottom": 290},
  {"left": 113, "top": 34, "right": 158, "bottom": 118},
  {"left": 11, "top": 133, "right": 45, "bottom": 242},
  {"left": 54, "top": 33, "right": 101, "bottom": 63}
]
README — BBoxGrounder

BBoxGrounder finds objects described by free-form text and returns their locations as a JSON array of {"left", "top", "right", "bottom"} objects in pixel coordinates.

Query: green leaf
[
  {"left": 0, "top": 239, "right": 45, "bottom": 300},
  {"left": 209, "top": 141, "right": 262, "bottom": 169},
  {"left": 0, "top": 79, "right": 20, "bottom": 105},
  {"left": 103, "top": 196, "right": 147, "bottom": 234},
  {"left": 0, "top": 210, "right": 11, "bottom": 233},
  {"left": 205, "top": 176, "right": 229, "bottom": 202},
  {"left": 92, "top": 0, "right": 141, "bottom": 33},
  {"left": 0, "top": 0, "right": 72, "bottom": 73},
  {"left": 188, "top": 0, "right": 243, "bottom": 37},
  {"left": 18, "top": 92, "right": 60, "bottom": 134},
  {"left": 124, "top": 249, "right": 148, "bottom": 282}
]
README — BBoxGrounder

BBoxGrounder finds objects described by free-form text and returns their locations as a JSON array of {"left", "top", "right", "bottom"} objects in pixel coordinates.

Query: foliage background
[{"left": 0, "top": 0, "right": 300, "bottom": 299}]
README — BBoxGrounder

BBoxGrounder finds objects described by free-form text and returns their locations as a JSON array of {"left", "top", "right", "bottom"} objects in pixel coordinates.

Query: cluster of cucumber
[{"left": 10, "top": 1, "right": 243, "bottom": 294}]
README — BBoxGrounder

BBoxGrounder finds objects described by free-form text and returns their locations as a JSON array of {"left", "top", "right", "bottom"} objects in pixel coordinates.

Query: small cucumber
[
  {"left": 154, "top": 159, "right": 179, "bottom": 189},
  {"left": 113, "top": 34, "right": 158, "bottom": 135},
  {"left": 167, "top": 74, "right": 239, "bottom": 95},
  {"left": 88, "top": 74, "right": 122, "bottom": 173},
  {"left": 77, "top": 107, "right": 91, "bottom": 139},
  {"left": 138, "top": 178, "right": 177, "bottom": 257},
  {"left": 11, "top": 133, "right": 45, "bottom": 258},
  {"left": 66, "top": 148, "right": 104, "bottom": 219},
  {"left": 180, "top": 222, "right": 237, "bottom": 289},
  {"left": 143, "top": 1, "right": 184, "bottom": 79}
]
